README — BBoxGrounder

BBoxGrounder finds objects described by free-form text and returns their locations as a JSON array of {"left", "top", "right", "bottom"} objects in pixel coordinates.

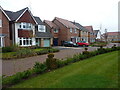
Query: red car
[{"left": 77, "top": 41, "right": 89, "bottom": 47}]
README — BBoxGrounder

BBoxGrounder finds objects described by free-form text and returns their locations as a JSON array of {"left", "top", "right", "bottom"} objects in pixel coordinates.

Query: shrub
[
  {"left": 15, "top": 48, "right": 36, "bottom": 58},
  {"left": 2, "top": 46, "right": 14, "bottom": 53},
  {"left": 33, "top": 62, "right": 47, "bottom": 74},
  {"left": 2, "top": 45, "right": 19, "bottom": 53},
  {"left": 56, "top": 59, "right": 65, "bottom": 68},
  {"left": 36, "top": 50, "right": 49, "bottom": 55},
  {"left": 11, "top": 72, "right": 23, "bottom": 84},
  {"left": 46, "top": 53, "right": 58, "bottom": 70},
  {"left": 22, "top": 70, "right": 31, "bottom": 79}
]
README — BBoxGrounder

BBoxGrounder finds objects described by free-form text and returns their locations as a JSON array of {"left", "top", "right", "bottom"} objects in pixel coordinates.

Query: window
[
  {"left": 0, "top": 19, "right": 2, "bottom": 27},
  {"left": 0, "top": 37, "right": 4, "bottom": 47},
  {"left": 38, "top": 25, "right": 46, "bottom": 32},
  {"left": 19, "top": 38, "right": 32, "bottom": 46},
  {"left": 54, "top": 29, "right": 58, "bottom": 33},
  {"left": 74, "top": 28, "right": 77, "bottom": 33},
  {"left": 70, "top": 28, "right": 72, "bottom": 33},
  {"left": 19, "top": 22, "right": 32, "bottom": 30}
]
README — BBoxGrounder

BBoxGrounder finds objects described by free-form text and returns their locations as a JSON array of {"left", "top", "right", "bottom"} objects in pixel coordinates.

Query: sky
[{"left": 0, "top": 0, "right": 119, "bottom": 33}]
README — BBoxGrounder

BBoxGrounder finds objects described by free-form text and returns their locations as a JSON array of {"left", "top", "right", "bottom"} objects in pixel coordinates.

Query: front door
[{"left": 53, "top": 38, "right": 58, "bottom": 46}]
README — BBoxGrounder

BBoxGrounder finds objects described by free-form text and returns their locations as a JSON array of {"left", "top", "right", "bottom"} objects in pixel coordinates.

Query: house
[
  {"left": 0, "top": 6, "right": 11, "bottom": 47},
  {"left": 94, "top": 30, "right": 101, "bottom": 41},
  {"left": 52, "top": 17, "right": 80, "bottom": 45},
  {"left": 84, "top": 26, "right": 96, "bottom": 43},
  {"left": 44, "top": 20, "right": 59, "bottom": 46},
  {"left": 72, "top": 21, "right": 89, "bottom": 43},
  {"left": 34, "top": 17, "right": 53, "bottom": 47},
  {"left": 101, "top": 32, "right": 120, "bottom": 42},
  {"left": 1, "top": 7, "right": 52, "bottom": 47}
]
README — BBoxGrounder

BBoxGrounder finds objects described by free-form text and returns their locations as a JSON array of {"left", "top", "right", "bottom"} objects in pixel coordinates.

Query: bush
[
  {"left": 15, "top": 48, "right": 36, "bottom": 58},
  {"left": 2, "top": 45, "right": 19, "bottom": 53},
  {"left": 22, "top": 70, "right": 31, "bottom": 79},
  {"left": 11, "top": 72, "right": 23, "bottom": 84},
  {"left": 46, "top": 53, "right": 58, "bottom": 70},
  {"left": 2, "top": 46, "right": 14, "bottom": 53},
  {"left": 33, "top": 62, "right": 47, "bottom": 74}
]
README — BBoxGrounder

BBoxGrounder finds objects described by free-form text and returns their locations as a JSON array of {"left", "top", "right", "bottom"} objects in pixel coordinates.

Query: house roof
[
  {"left": 54, "top": 17, "right": 79, "bottom": 29},
  {"left": 84, "top": 26, "right": 93, "bottom": 32},
  {"left": 106, "top": 32, "right": 120, "bottom": 36},
  {"left": 4, "top": 7, "right": 27, "bottom": 21},
  {"left": 44, "top": 20, "right": 59, "bottom": 29},
  {"left": 3, "top": 7, "right": 37, "bottom": 24},
  {"left": 35, "top": 31, "right": 53, "bottom": 38},
  {"left": 34, "top": 16, "right": 44, "bottom": 25},
  {"left": 0, "top": 6, "right": 11, "bottom": 21},
  {"left": 71, "top": 22, "right": 88, "bottom": 31}
]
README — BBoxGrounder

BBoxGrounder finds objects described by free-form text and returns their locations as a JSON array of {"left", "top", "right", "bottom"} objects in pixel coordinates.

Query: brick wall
[{"left": 0, "top": 11, "right": 10, "bottom": 46}]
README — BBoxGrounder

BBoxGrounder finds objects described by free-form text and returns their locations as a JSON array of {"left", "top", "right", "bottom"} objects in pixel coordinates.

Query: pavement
[{"left": 2, "top": 43, "right": 119, "bottom": 76}]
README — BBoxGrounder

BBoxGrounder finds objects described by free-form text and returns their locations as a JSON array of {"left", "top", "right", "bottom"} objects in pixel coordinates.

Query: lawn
[{"left": 11, "top": 51, "right": 118, "bottom": 88}]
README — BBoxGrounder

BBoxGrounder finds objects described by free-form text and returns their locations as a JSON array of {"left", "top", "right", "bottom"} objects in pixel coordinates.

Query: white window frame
[
  {"left": 19, "top": 22, "right": 32, "bottom": 30},
  {"left": 19, "top": 37, "right": 32, "bottom": 46},
  {"left": 38, "top": 25, "right": 46, "bottom": 32},
  {"left": 0, "top": 36, "right": 4, "bottom": 47},
  {"left": 0, "top": 19, "right": 2, "bottom": 27},
  {"left": 70, "top": 28, "right": 72, "bottom": 33}
]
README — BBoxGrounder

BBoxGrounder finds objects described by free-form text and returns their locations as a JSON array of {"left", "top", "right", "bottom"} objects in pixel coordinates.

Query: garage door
[{"left": 44, "top": 39, "right": 50, "bottom": 47}]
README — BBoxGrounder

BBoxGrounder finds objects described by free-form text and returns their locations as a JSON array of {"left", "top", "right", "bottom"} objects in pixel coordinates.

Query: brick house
[
  {"left": 44, "top": 20, "right": 59, "bottom": 46},
  {"left": 52, "top": 17, "right": 80, "bottom": 45},
  {"left": 72, "top": 22, "right": 89, "bottom": 43},
  {"left": 101, "top": 32, "right": 120, "bottom": 42},
  {"left": 0, "top": 6, "right": 11, "bottom": 47},
  {"left": 2, "top": 7, "right": 52, "bottom": 47},
  {"left": 84, "top": 26, "right": 96, "bottom": 43},
  {"left": 34, "top": 17, "right": 53, "bottom": 47}
]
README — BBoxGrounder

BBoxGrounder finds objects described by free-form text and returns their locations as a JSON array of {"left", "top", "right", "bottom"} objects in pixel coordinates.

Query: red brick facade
[
  {"left": 0, "top": 10, "right": 10, "bottom": 46},
  {"left": 17, "top": 10, "right": 36, "bottom": 24},
  {"left": 18, "top": 29, "right": 33, "bottom": 38}
]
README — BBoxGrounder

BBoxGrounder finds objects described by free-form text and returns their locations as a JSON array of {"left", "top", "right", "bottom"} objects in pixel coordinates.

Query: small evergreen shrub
[
  {"left": 46, "top": 53, "right": 58, "bottom": 70},
  {"left": 33, "top": 62, "right": 47, "bottom": 74}
]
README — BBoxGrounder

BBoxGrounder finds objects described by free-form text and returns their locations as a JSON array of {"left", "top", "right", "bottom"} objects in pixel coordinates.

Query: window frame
[{"left": 38, "top": 25, "right": 46, "bottom": 32}]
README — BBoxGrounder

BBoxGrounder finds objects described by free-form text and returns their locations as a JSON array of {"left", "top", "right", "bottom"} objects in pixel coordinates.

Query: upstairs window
[
  {"left": 70, "top": 28, "right": 72, "bottom": 33},
  {"left": 74, "top": 28, "right": 77, "bottom": 33},
  {"left": 54, "top": 29, "right": 58, "bottom": 33},
  {"left": 38, "top": 25, "right": 46, "bottom": 32},
  {"left": 0, "top": 19, "right": 2, "bottom": 27},
  {"left": 19, "top": 22, "right": 32, "bottom": 30}
]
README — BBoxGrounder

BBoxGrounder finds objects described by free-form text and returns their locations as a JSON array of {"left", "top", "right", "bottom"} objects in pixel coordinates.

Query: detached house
[
  {"left": 84, "top": 26, "right": 95, "bottom": 43},
  {"left": 0, "top": 6, "right": 11, "bottom": 47},
  {"left": 1, "top": 7, "right": 52, "bottom": 47},
  {"left": 44, "top": 20, "right": 59, "bottom": 46},
  {"left": 72, "top": 22, "right": 89, "bottom": 43},
  {"left": 34, "top": 17, "right": 53, "bottom": 47},
  {"left": 52, "top": 17, "right": 80, "bottom": 45}
]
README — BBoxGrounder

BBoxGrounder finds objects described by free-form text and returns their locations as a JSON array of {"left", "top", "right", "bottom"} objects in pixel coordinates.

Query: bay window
[{"left": 19, "top": 37, "right": 32, "bottom": 46}]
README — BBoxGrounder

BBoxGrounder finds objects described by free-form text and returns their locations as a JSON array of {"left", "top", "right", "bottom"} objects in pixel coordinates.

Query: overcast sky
[{"left": 0, "top": 0, "right": 119, "bottom": 33}]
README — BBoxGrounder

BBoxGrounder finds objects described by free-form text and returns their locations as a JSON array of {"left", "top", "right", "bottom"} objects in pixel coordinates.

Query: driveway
[{"left": 2, "top": 46, "right": 98, "bottom": 76}]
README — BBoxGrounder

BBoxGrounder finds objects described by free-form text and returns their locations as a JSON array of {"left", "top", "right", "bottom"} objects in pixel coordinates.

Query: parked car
[
  {"left": 63, "top": 41, "right": 78, "bottom": 47},
  {"left": 76, "top": 41, "right": 89, "bottom": 47}
]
